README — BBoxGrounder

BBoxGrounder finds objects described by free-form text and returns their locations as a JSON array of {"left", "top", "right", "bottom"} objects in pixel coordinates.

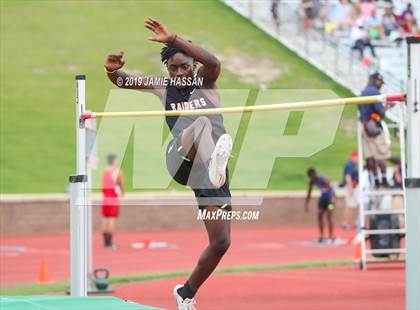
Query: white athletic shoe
[
  {"left": 173, "top": 284, "right": 197, "bottom": 310},
  {"left": 208, "top": 134, "right": 232, "bottom": 188}
]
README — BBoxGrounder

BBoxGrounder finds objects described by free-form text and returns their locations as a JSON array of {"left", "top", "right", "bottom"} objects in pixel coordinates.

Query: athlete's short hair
[
  {"left": 307, "top": 167, "right": 316, "bottom": 177},
  {"left": 107, "top": 153, "right": 117, "bottom": 165},
  {"left": 160, "top": 42, "right": 192, "bottom": 65}
]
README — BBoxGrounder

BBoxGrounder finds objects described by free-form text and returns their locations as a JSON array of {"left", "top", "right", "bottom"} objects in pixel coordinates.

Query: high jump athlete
[{"left": 104, "top": 17, "right": 233, "bottom": 309}]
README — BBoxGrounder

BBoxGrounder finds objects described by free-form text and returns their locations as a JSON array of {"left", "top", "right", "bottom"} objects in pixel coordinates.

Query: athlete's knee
[
  {"left": 318, "top": 210, "right": 324, "bottom": 219},
  {"left": 195, "top": 116, "right": 212, "bottom": 131},
  {"left": 209, "top": 234, "right": 231, "bottom": 256}
]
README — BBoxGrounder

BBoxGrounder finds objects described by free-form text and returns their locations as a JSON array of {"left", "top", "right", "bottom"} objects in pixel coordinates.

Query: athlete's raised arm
[
  {"left": 104, "top": 51, "right": 165, "bottom": 98},
  {"left": 145, "top": 17, "right": 220, "bottom": 88}
]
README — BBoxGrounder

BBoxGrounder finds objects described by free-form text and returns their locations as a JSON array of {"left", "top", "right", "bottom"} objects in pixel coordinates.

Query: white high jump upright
[
  {"left": 405, "top": 36, "right": 420, "bottom": 310},
  {"left": 69, "top": 75, "right": 88, "bottom": 296},
  {"left": 85, "top": 122, "right": 96, "bottom": 293}
]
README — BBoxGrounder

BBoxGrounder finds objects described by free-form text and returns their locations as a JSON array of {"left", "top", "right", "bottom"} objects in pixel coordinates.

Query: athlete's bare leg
[
  {"left": 181, "top": 116, "right": 215, "bottom": 164},
  {"left": 186, "top": 206, "right": 231, "bottom": 292},
  {"left": 327, "top": 209, "right": 334, "bottom": 239},
  {"left": 318, "top": 209, "right": 325, "bottom": 240},
  {"left": 102, "top": 218, "right": 115, "bottom": 233},
  {"left": 102, "top": 218, "right": 117, "bottom": 247},
  {"left": 102, "top": 218, "right": 109, "bottom": 233},
  {"left": 108, "top": 217, "right": 116, "bottom": 233}
]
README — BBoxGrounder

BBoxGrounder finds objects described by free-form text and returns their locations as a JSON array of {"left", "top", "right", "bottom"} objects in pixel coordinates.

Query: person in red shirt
[{"left": 101, "top": 154, "right": 125, "bottom": 248}]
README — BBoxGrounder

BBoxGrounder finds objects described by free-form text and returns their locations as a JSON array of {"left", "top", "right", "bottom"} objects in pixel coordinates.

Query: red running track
[
  {"left": 110, "top": 265, "right": 405, "bottom": 309},
  {"left": 0, "top": 227, "right": 371, "bottom": 285},
  {"left": 1, "top": 227, "right": 405, "bottom": 309}
]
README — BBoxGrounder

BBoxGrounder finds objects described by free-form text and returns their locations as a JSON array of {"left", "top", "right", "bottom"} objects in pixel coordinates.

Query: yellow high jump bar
[{"left": 80, "top": 93, "right": 406, "bottom": 120}]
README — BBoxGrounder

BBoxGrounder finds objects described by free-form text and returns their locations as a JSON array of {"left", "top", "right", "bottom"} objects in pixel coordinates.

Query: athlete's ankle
[{"left": 177, "top": 281, "right": 196, "bottom": 300}]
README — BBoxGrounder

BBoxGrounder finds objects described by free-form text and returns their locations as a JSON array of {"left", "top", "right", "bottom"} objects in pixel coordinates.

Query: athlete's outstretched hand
[
  {"left": 105, "top": 51, "right": 125, "bottom": 72},
  {"left": 144, "top": 17, "right": 174, "bottom": 44}
]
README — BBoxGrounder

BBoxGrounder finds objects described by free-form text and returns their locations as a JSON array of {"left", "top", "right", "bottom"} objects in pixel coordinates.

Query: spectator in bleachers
[
  {"left": 323, "top": 2, "right": 338, "bottom": 34},
  {"left": 350, "top": 19, "right": 377, "bottom": 59},
  {"left": 388, "top": 157, "right": 404, "bottom": 218},
  {"left": 389, "top": 157, "right": 403, "bottom": 188},
  {"left": 359, "top": 0, "right": 376, "bottom": 21},
  {"left": 381, "top": 3, "right": 404, "bottom": 44},
  {"left": 400, "top": 2, "right": 420, "bottom": 35},
  {"left": 366, "top": 9, "right": 385, "bottom": 39},
  {"left": 336, "top": 0, "right": 354, "bottom": 29},
  {"left": 382, "top": 4, "right": 401, "bottom": 37},
  {"left": 410, "top": 19, "right": 420, "bottom": 35},
  {"left": 324, "top": 0, "right": 353, "bottom": 34},
  {"left": 301, "top": 0, "right": 320, "bottom": 33},
  {"left": 271, "top": 0, "right": 281, "bottom": 30},
  {"left": 348, "top": 4, "right": 363, "bottom": 28},
  {"left": 401, "top": 2, "right": 414, "bottom": 21}
]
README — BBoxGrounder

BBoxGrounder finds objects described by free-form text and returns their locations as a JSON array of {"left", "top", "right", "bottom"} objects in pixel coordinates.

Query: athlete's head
[
  {"left": 161, "top": 43, "right": 196, "bottom": 89},
  {"left": 307, "top": 167, "right": 317, "bottom": 181},
  {"left": 106, "top": 154, "right": 117, "bottom": 167}
]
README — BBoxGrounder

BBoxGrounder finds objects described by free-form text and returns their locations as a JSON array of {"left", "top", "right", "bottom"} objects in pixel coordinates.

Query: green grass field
[
  {"left": 0, "top": 259, "right": 352, "bottom": 295},
  {"left": 0, "top": 0, "right": 363, "bottom": 193}
]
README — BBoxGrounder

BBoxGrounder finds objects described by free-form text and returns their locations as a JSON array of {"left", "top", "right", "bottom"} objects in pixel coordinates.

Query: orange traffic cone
[
  {"left": 353, "top": 241, "right": 362, "bottom": 263},
  {"left": 38, "top": 259, "right": 51, "bottom": 284},
  {"left": 143, "top": 239, "right": 151, "bottom": 249}
]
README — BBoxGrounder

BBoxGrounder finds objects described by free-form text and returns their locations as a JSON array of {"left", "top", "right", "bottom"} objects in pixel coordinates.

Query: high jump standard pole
[
  {"left": 69, "top": 75, "right": 88, "bottom": 296},
  {"left": 405, "top": 36, "right": 420, "bottom": 310}
]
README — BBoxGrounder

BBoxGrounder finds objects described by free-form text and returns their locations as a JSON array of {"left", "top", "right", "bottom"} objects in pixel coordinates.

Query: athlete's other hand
[
  {"left": 144, "top": 17, "right": 174, "bottom": 43},
  {"left": 105, "top": 51, "right": 125, "bottom": 72}
]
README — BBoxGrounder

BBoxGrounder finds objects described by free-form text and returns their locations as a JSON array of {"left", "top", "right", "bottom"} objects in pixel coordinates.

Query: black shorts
[
  {"left": 318, "top": 196, "right": 332, "bottom": 210},
  {"left": 166, "top": 134, "right": 232, "bottom": 211}
]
